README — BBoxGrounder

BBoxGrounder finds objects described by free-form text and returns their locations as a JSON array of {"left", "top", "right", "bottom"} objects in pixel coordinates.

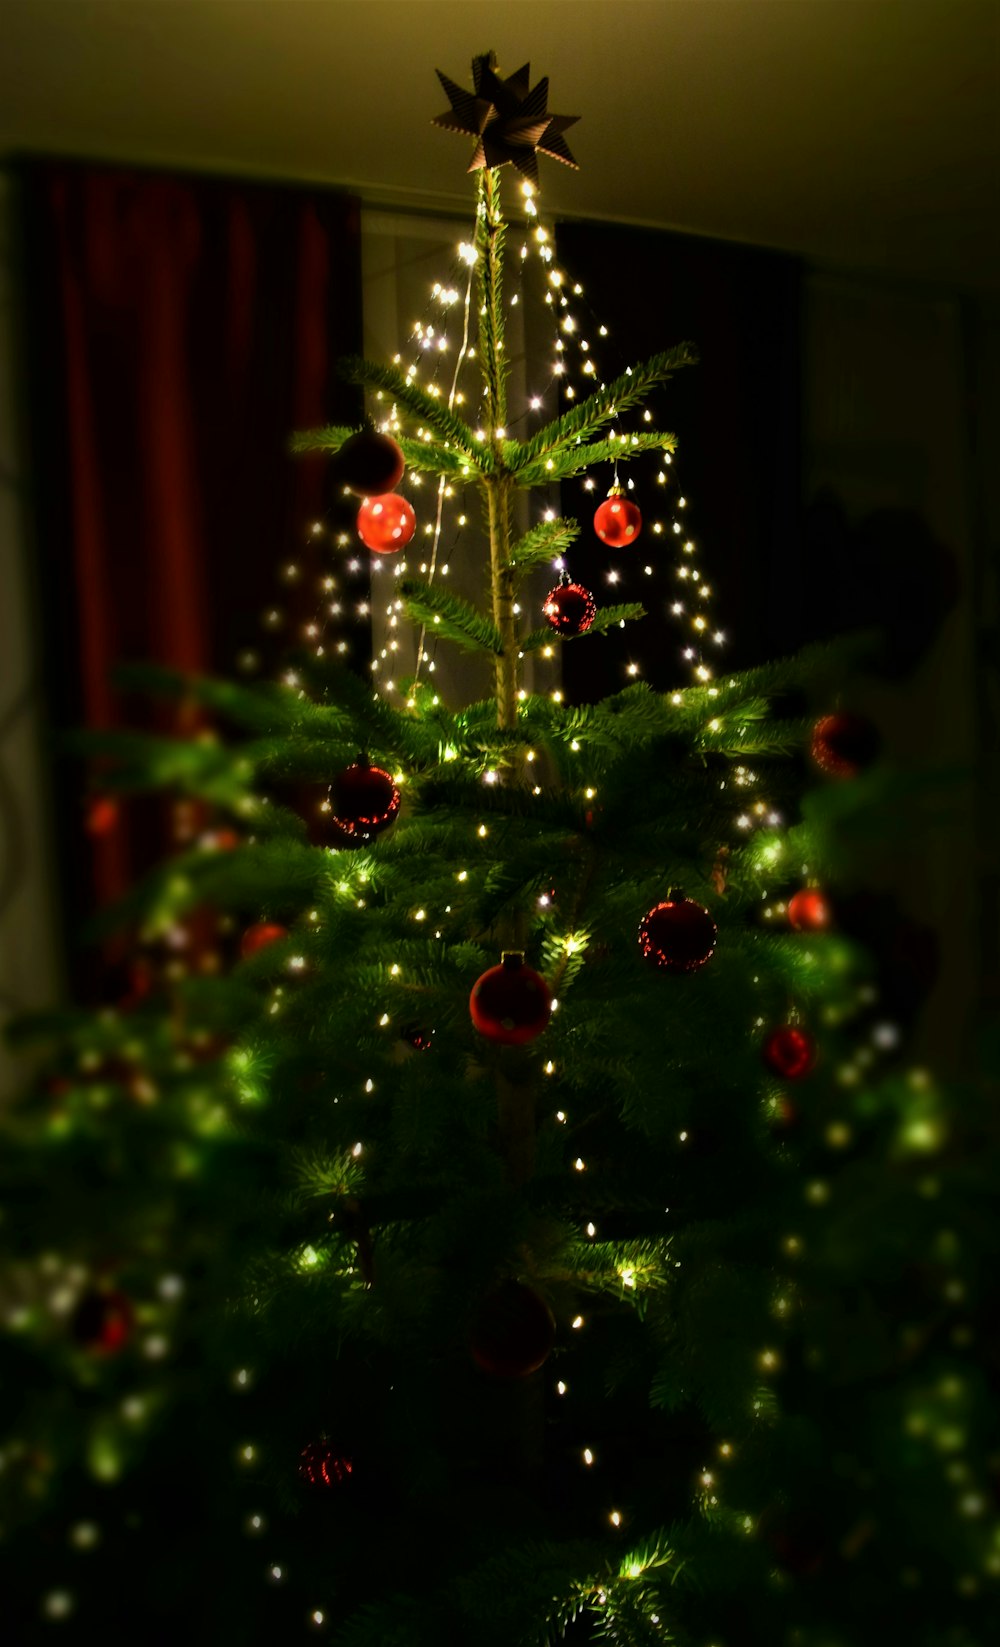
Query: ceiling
[{"left": 2, "top": 0, "right": 998, "bottom": 290}]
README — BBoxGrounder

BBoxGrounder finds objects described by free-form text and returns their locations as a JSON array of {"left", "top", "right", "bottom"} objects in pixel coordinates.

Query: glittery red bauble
[
  {"left": 338, "top": 428, "right": 405, "bottom": 497},
  {"left": 357, "top": 493, "right": 415, "bottom": 554},
  {"left": 810, "top": 713, "right": 880, "bottom": 778},
  {"left": 787, "top": 889, "right": 832, "bottom": 932},
  {"left": 298, "top": 1441, "right": 354, "bottom": 1489},
  {"left": 542, "top": 578, "right": 596, "bottom": 636},
  {"left": 638, "top": 893, "right": 717, "bottom": 973},
  {"left": 762, "top": 1026, "right": 817, "bottom": 1080},
  {"left": 593, "top": 491, "right": 642, "bottom": 548},
  {"left": 469, "top": 1280, "right": 556, "bottom": 1378},
  {"left": 469, "top": 952, "right": 552, "bottom": 1046},
  {"left": 71, "top": 1289, "right": 133, "bottom": 1355},
  {"left": 241, "top": 922, "right": 289, "bottom": 958},
  {"left": 329, "top": 759, "right": 400, "bottom": 842}
]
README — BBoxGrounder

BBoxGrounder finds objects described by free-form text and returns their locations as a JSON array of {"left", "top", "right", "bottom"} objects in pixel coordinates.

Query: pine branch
[
  {"left": 339, "top": 355, "right": 491, "bottom": 472},
  {"left": 515, "top": 431, "right": 679, "bottom": 488},
  {"left": 398, "top": 579, "right": 503, "bottom": 656},
  {"left": 508, "top": 345, "right": 698, "bottom": 473},
  {"left": 503, "top": 516, "right": 580, "bottom": 572},
  {"left": 290, "top": 424, "right": 473, "bottom": 480},
  {"left": 520, "top": 605, "right": 647, "bottom": 654}
]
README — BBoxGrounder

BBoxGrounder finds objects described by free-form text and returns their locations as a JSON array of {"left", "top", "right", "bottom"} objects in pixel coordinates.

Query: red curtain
[{"left": 19, "top": 163, "right": 363, "bottom": 964}]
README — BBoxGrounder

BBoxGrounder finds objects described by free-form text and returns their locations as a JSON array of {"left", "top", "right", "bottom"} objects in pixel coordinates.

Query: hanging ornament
[
  {"left": 84, "top": 795, "right": 119, "bottom": 837},
  {"left": 71, "top": 1289, "right": 133, "bottom": 1355},
  {"left": 469, "top": 951, "right": 552, "bottom": 1045},
  {"left": 542, "top": 573, "right": 596, "bottom": 636},
  {"left": 402, "top": 1026, "right": 434, "bottom": 1052},
  {"left": 357, "top": 493, "right": 416, "bottom": 554},
  {"left": 810, "top": 713, "right": 880, "bottom": 778},
  {"left": 338, "top": 427, "right": 405, "bottom": 497},
  {"left": 469, "top": 1280, "right": 556, "bottom": 1378},
  {"left": 638, "top": 890, "right": 717, "bottom": 973},
  {"left": 787, "top": 889, "right": 832, "bottom": 933},
  {"left": 761, "top": 1025, "right": 817, "bottom": 1080},
  {"left": 329, "top": 757, "right": 401, "bottom": 843},
  {"left": 593, "top": 486, "right": 642, "bottom": 548},
  {"left": 298, "top": 1440, "right": 355, "bottom": 1489},
  {"left": 241, "top": 922, "right": 289, "bottom": 959}
]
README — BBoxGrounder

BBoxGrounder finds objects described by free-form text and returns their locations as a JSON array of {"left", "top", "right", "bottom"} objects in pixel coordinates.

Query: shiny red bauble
[
  {"left": 71, "top": 1289, "right": 133, "bottom": 1355},
  {"left": 593, "top": 489, "right": 642, "bottom": 548},
  {"left": 810, "top": 713, "right": 880, "bottom": 778},
  {"left": 356, "top": 493, "right": 416, "bottom": 554},
  {"left": 469, "top": 1280, "right": 556, "bottom": 1378},
  {"left": 329, "top": 757, "right": 400, "bottom": 842},
  {"left": 469, "top": 952, "right": 552, "bottom": 1046},
  {"left": 542, "top": 576, "right": 596, "bottom": 636},
  {"left": 298, "top": 1441, "right": 354, "bottom": 1489},
  {"left": 638, "top": 893, "right": 717, "bottom": 973},
  {"left": 240, "top": 922, "right": 289, "bottom": 958},
  {"left": 338, "top": 427, "right": 405, "bottom": 497},
  {"left": 787, "top": 889, "right": 832, "bottom": 932},
  {"left": 761, "top": 1025, "right": 817, "bottom": 1080}
]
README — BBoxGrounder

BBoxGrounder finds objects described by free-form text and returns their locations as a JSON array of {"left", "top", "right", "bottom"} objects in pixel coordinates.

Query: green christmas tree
[{"left": 2, "top": 54, "right": 997, "bottom": 1647}]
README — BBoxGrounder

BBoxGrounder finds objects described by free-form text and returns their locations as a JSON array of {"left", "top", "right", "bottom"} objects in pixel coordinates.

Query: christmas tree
[{"left": 3, "top": 53, "right": 997, "bottom": 1647}]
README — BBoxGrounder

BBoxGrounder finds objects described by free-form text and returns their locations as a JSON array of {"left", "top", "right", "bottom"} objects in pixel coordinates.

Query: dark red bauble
[
  {"left": 638, "top": 893, "right": 717, "bottom": 973},
  {"left": 810, "top": 713, "right": 881, "bottom": 778},
  {"left": 593, "top": 490, "right": 642, "bottom": 548},
  {"left": 329, "top": 758, "right": 400, "bottom": 842},
  {"left": 787, "top": 889, "right": 832, "bottom": 932},
  {"left": 762, "top": 1025, "right": 817, "bottom": 1080},
  {"left": 71, "top": 1289, "right": 133, "bottom": 1355},
  {"left": 542, "top": 578, "right": 596, "bottom": 636},
  {"left": 469, "top": 952, "right": 552, "bottom": 1046},
  {"left": 469, "top": 1280, "right": 556, "bottom": 1378},
  {"left": 298, "top": 1441, "right": 355, "bottom": 1489},
  {"left": 338, "top": 428, "right": 405, "bottom": 497},
  {"left": 403, "top": 1026, "right": 434, "bottom": 1052},
  {"left": 240, "top": 922, "right": 289, "bottom": 958},
  {"left": 356, "top": 493, "right": 415, "bottom": 554}
]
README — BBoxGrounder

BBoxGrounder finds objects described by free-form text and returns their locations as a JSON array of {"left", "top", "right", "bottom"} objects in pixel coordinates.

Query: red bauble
[
  {"left": 638, "top": 892, "right": 717, "bottom": 973},
  {"left": 787, "top": 889, "right": 832, "bottom": 932},
  {"left": 810, "top": 713, "right": 880, "bottom": 778},
  {"left": 357, "top": 493, "right": 415, "bottom": 554},
  {"left": 241, "top": 922, "right": 289, "bottom": 958},
  {"left": 469, "top": 1280, "right": 556, "bottom": 1378},
  {"left": 71, "top": 1289, "right": 133, "bottom": 1355},
  {"left": 469, "top": 952, "right": 552, "bottom": 1046},
  {"left": 402, "top": 1025, "right": 434, "bottom": 1052},
  {"left": 298, "top": 1441, "right": 354, "bottom": 1488},
  {"left": 329, "top": 757, "right": 400, "bottom": 842},
  {"left": 338, "top": 428, "right": 405, "bottom": 497},
  {"left": 542, "top": 576, "right": 596, "bottom": 636},
  {"left": 593, "top": 489, "right": 642, "bottom": 548},
  {"left": 85, "top": 796, "right": 119, "bottom": 837},
  {"left": 762, "top": 1025, "right": 817, "bottom": 1080}
]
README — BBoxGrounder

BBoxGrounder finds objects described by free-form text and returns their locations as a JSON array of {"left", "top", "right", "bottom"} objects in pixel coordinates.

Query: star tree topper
[{"left": 433, "top": 53, "right": 579, "bottom": 186}]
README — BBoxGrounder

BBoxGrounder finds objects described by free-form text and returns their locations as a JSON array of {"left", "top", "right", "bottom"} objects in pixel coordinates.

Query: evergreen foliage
[{"left": 1, "top": 75, "right": 996, "bottom": 1647}]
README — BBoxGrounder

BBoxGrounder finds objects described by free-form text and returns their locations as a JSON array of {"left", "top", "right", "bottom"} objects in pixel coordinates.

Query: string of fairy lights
[
  {"left": 202, "top": 182, "right": 935, "bottom": 1620},
  {"left": 27, "top": 182, "right": 989, "bottom": 1639}
]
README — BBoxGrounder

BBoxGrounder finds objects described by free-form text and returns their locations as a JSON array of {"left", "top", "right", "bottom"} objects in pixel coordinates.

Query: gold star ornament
[{"left": 433, "top": 53, "right": 579, "bottom": 186}]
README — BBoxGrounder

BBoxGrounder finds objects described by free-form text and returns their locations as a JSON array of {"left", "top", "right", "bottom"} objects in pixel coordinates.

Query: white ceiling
[{"left": 2, "top": 0, "right": 998, "bottom": 289}]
